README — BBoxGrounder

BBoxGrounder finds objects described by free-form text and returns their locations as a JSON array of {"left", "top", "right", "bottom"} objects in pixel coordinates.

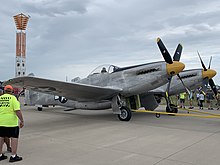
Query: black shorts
[
  {"left": 0, "top": 126, "right": 20, "bottom": 138},
  {"left": 180, "top": 99, "right": 185, "bottom": 103}
]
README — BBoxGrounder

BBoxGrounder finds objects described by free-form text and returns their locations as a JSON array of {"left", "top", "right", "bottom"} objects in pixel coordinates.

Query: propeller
[
  {"left": 157, "top": 38, "right": 185, "bottom": 76},
  {"left": 173, "top": 44, "right": 191, "bottom": 95},
  {"left": 197, "top": 51, "right": 217, "bottom": 97},
  {"left": 157, "top": 38, "right": 186, "bottom": 112}
]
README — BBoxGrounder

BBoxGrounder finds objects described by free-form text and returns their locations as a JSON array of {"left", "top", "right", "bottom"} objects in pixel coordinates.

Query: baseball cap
[{"left": 4, "top": 85, "right": 13, "bottom": 91}]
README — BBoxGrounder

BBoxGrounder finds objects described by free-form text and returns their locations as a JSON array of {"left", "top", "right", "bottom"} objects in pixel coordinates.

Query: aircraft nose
[
  {"left": 166, "top": 61, "right": 185, "bottom": 76},
  {"left": 202, "top": 69, "right": 217, "bottom": 79}
]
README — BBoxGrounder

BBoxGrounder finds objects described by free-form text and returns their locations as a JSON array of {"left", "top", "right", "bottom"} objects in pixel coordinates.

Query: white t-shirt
[{"left": 198, "top": 93, "right": 205, "bottom": 101}]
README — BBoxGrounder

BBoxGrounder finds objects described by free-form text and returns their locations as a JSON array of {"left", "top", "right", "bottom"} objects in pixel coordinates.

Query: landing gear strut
[
  {"left": 166, "top": 103, "right": 178, "bottom": 113},
  {"left": 118, "top": 106, "right": 132, "bottom": 121}
]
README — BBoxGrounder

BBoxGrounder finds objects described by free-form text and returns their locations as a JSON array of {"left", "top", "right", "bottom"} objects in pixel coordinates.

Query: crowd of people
[{"left": 177, "top": 87, "right": 220, "bottom": 110}]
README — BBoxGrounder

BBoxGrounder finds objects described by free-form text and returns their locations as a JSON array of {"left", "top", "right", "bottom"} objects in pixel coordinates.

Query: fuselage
[
  {"left": 150, "top": 69, "right": 204, "bottom": 95},
  {"left": 78, "top": 62, "right": 169, "bottom": 96},
  {"left": 24, "top": 61, "right": 185, "bottom": 110}
]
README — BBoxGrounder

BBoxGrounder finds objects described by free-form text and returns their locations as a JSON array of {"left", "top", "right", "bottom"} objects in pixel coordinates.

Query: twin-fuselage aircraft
[{"left": 4, "top": 38, "right": 185, "bottom": 121}]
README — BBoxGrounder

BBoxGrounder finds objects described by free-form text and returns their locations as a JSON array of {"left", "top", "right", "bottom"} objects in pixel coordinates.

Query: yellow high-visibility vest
[{"left": 180, "top": 93, "right": 186, "bottom": 99}]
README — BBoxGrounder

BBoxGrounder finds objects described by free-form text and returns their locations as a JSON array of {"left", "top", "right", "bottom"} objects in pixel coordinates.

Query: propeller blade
[
  {"left": 165, "top": 76, "right": 172, "bottom": 110},
  {"left": 157, "top": 38, "right": 173, "bottom": 64},
  {"left": 202, "top": 77, "right": 209, "bottom": 90},
  {"left": 209, "top": 79, "right": 218, "bottom": 96},
  {"left": 173, "top": 44, "right": 183, "bottom": 61},
  {"left": 208, "top": 56, "right": 212, "bottom": 69},
  {"left": 197, "top": 51, "right": 207, "bottom": 71},
  {"left": 166, "top": 77, "right": 172, "bottom": 96},
  {"left": 177, "top": 74, "right": 190, "bottom": 95},
  {"left": 164, "top": 76, "right": 179, "bottom": 113}
]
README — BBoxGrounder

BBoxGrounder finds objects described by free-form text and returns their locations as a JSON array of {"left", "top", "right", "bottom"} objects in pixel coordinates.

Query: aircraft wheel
[
  {"left": 37, "top": 107, "right": 43, "bottom": 111},
  {"left": 166, "top": 104, "right": 178, "bottom": 113},
  {"left": 118, "top": 106, "right": 132, "bottom": 121}
]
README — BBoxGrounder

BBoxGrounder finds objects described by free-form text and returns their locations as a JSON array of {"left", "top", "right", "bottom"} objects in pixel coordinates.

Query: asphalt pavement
[{"left": 1, "top": 104, "right": 220, "bottom": 165}]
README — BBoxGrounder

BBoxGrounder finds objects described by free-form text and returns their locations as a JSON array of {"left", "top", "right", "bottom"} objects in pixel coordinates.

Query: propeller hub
[
  {"left": 202, "top": 69, "right": 217, "bottom": 79},
  {"left": 166, "top": 61, "right": 185, "bottom": 76}
]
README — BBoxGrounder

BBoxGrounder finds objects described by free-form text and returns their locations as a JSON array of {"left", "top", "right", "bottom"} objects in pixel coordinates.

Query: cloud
[{"left": 0, "top": 0, "right": 220, "bottom": 85}]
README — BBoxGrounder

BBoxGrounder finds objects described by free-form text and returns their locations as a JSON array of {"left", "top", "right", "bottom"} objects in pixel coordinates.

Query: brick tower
[{"left": 13, "top": 13, "right": 30, "bottom": 77}]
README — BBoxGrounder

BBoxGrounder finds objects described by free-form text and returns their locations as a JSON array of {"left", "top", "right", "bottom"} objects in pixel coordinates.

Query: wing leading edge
[{"left": 4, "top": 76, "right": 122, "bottom": 102}]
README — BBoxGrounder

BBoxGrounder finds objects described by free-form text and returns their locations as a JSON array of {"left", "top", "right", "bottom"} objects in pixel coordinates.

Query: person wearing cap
[
  {"left": 0, "top": 85, "right": 24, "bottom": 162},
  {"left": 0, "top": 89, "right": 11, "bottom": 153}
]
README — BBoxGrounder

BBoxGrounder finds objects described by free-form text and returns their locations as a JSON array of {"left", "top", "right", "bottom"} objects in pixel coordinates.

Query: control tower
[{"left": 13, "top": 13, "right": 30, "bottom": 77}]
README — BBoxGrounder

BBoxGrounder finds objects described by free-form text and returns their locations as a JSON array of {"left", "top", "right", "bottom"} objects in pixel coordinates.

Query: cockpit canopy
[{"left": 89, "top": 64, "right": 120, "bottom": 76}]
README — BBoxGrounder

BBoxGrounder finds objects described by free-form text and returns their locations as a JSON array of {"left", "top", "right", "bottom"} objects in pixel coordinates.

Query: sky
[{"left": 1, "top": 0, "right": 220, "bottom": 85}]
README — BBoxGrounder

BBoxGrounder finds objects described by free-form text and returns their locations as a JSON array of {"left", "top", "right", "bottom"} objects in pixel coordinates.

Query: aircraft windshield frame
[{"left": 88, "top": 64, "right": 120, "bottom": 75}]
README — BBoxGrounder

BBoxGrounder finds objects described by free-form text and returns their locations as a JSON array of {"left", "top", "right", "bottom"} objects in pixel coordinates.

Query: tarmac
[{"left": 1, "top": 104, "right": 220, "bottom": 165}]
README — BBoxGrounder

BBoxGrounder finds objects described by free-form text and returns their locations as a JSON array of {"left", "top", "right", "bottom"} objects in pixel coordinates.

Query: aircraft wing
[
  {"left": 148, "top": 86, "right": 166, "bottom": 95},
  {"left": 4, "top": 76, "right": 122, "bottom": 102}
]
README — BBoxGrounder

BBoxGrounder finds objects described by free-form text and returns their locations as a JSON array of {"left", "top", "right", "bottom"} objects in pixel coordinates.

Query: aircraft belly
[
  {"left": 26, "top": 90, "right": 112, "bottom": 110},
  {"left": 51, "top": 100, "right": 111, "bottom": 110},
  {"left": 74, "top": 101, "right": 111, "bottom": 110}
]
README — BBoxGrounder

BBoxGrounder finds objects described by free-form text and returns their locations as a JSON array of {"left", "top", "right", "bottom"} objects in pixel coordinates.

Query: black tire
[
  {"left": 166, "top": 104, "right": 178, "bottom": 113},
  {"left": 118, "top": 106, "right": 132, "bottom": 121},
  {"left": 37, "top": 107, "right": 43, "bottom": 111}
]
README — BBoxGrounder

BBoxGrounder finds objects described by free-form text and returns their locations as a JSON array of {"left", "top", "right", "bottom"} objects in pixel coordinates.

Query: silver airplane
[
  {"left": 4, "top": 38, "right": 185, "bottom": 121},
  {"left": 141, "top": 53, "right": 217, "bottom": 113},
  {"left": 22, "top": 65, "right": 216, "bottom": 115},
  {"left": 14, "top": 55, "right": 217, "bottom": 116}
]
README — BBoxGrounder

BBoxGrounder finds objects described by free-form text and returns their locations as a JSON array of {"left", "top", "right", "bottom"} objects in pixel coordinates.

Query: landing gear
[
  {"left": 118, "top": 106, "right": 132, "bottom": 121},
  {"left": 166, "top": 104, "right": 178, "bottom": 113},
  {"left": 37, "top": 107, "right": 43, "bottom": 111}
]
